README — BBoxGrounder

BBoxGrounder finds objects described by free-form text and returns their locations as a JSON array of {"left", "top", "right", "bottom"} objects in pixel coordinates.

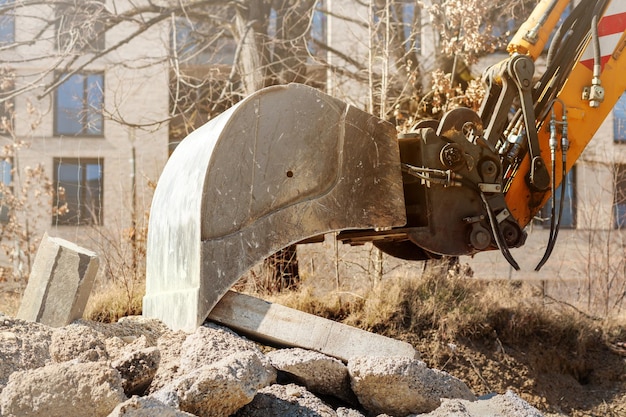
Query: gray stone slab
[
  {"left": 208, "top": 291, "right": 419, "bottom": 362},
  {"left": 17, "top": 233, "right": 99, "bottom": 327}
]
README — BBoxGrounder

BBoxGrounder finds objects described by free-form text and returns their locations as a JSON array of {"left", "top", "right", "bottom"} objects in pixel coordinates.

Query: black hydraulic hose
[
  {"left": 458, "top": 176, "right": 521, "bottom": 270},
  {"left": 545, "top": 0, "right": 585, "bottom": 66},
  {"left": 535, "top": 100, "right": 568, "bottom": 271},
  {"left": 535, "top": 153, "right": 567, "bottom": 271},
  {"left": 535, "top": 0, "right": 608, "bottom": 121},
  {"left": 534, "top": 153, "right": 558, "bottom": 271},
  {"left": 534, "top": 1, "right": 603, "bottom": 268},
  {"left": 479, "top": 191, "right": 520, "bottom": 271},
  {"left": 402, "top": 164, "right": 522, "bottom": 270}
]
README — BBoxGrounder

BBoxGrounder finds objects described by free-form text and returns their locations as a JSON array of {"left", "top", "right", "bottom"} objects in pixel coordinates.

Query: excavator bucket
[{"left": 143, "top": 83, "right": 406, "bottom": 332}]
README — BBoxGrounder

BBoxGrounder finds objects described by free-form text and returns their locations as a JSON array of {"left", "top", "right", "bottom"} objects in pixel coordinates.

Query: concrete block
[
  {"left": 208, "top": 291, "right": 419, "bottom": 362},
  {"left": 17, "top": 233, "right": 99, "bottom": 327}
]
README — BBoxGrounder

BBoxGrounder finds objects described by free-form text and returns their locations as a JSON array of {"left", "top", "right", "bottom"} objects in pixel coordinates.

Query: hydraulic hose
[
  {"left": 458, "top": 176, "right": 521, "bottom": 270},
  {"left": 536, "top": 99, "right": 568, "bottom": 271},
  {"left": 480, "top": 190, "right": 521, "bottom": 271},
  {"left": 536, "top": 0, "right": 609, "bottom": 122}
]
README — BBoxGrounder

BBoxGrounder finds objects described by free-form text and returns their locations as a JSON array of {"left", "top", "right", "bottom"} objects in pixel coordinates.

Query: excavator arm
[
  {"left": 145, "top": 0, "right": 626, "bottom": 331},
  {"left": 505, "top": 0, "right": 626, "bottom": 226},
  {"left": 342, "top": 0, "right": 626, "bottom": 269}
]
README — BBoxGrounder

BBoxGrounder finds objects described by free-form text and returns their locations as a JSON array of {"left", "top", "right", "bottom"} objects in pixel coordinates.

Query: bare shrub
[
  {"left": 83, "top": 209, "right": 149, "bottom": 322},
  {"left": 0, "top": 72, "right": 57, "bottom": 286},
  {"left": 85, "top": 279, "right": 144, "bottom": 323}
]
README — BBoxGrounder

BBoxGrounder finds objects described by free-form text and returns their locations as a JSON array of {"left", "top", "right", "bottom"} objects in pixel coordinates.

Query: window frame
[
  {"left": 0, "top": 0, "right": 15, "bottom": 44},
  {"left": 171, "top": 16, "right": 236, "bottom": 66},
  {"left": 52, "top": 157, "right": 104, "bottom": 226},
  {"left": 307, "top": 0, "right": 328, "bottom": 59},
  {"left": 0, "top": 158, "right": 12, "bottom": 224},
  {"left": 54, "top": 72, "right": 105, "bottom": 137},
  {"left": 614, "top": 92, "right": 626, "bottom": 143}
]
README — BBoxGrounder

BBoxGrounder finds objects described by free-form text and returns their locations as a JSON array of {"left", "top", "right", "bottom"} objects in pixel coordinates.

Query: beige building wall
[
  {"left": 0, "top": 0, "right": 170, "bottom": 259},
  {"left": 325, "top": 0, "right": 371, "bottom": 109}
]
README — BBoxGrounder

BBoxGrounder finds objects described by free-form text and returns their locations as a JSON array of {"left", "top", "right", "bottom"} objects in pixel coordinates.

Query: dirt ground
[
  {"left": 399, "top": 330, "right": 626, "bottom": 417},
  {"left": 294, "top": 240, "right": 626, "bottom": 416}
]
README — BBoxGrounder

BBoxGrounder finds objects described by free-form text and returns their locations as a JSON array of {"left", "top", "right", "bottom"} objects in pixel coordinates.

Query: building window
[
  {"left": 172, "top": 17, "right": 237, "bottom": 66},
  {"left": 308, "top": 0, "right": 327, "bottom": 58},
  {"left": 53, "top": 158, "right": 103, "bottom": 226},
  {"left": 0, "top": 159, "right": 11, "bottom": 223},
  {"left": 55, "top": 72, "right": 104, "bottom": 136},
  {"left": 56, "top": 1, "right": 105, "bottom": 52},
  {"left": 540, "top": 167, "right": 576, "bottom": 228},
  {"left": 0, "top": 0, "right": 15, "bottom": 44},
  {"left": 401, "top": 1, "right": 420, "bottom": 54},
  {"left": 614, "top": 164, "right": 626, "bottom": 228},
  {"left": 614, "top": 92, "right": 626, "bottom": 143}
]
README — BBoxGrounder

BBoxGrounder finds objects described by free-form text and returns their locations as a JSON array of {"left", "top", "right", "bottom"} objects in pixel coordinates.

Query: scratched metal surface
[{"left": 145, "top": 83, "right": 405, "bottom": 331}]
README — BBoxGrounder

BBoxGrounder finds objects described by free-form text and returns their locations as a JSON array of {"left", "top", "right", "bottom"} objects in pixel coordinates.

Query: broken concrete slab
[
  {"left": 151, "top": 350, "right": 276, "bottom": 417},
  {"left": 107, "top": 396, "right": 196, "bottom": 417},
  {"left": 234, "top": 383, "right": 337, "bottom": 417},
  {"left": 0, "top": 315, "right": 52, "bottom": 390},
  {"left": 208, "top": 291, "right": 419, "bottom": 362},
  {"left": 0, "top": 361, "right": 126, "bottom": 417},
  {"left": 17, "top": 233, "right": 99, "bottom": 328},
  {"left": 266, "top": 348, "right": 354, "bottom": 402},
  {"left": 50, "top": 324, "right": 108, "bottom": 363},
  {"left": 348, "top": 356, "right": 475, "bottom": 415},
  {"left": 414, "top": 390, "right": 544, "bottom": 417}
]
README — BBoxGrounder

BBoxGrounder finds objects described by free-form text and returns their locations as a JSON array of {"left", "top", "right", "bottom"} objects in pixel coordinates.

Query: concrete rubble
[
  {"left": 348, "top": 356, "right": 476, "bottom": 415},
  {"left": 267, "top": 347, "right": 354, "bottom": 402},
  {"left": 0, "top": 313, "right": 546, "bottom": 417},
  {"left": 16, "top": 233, "right": 99, "bottom": 327}
]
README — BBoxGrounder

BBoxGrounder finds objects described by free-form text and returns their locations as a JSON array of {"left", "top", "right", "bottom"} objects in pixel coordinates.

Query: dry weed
[
  {"left": 266, "top": 286, "right": 364, "bottom": 322},
  {"left": 85, "top": 280, "right": 144, "bottom": 323},
  {"left": 266, "top": 264, "right": 612, "bottom": 356}
]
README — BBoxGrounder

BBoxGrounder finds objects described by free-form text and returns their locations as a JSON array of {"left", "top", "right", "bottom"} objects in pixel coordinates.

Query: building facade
[{"left": 0, "top": 0, "right": 170, "bottom": 277}]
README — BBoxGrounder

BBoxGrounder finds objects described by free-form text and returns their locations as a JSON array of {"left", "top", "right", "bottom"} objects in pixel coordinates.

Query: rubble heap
[{"left": 0, "top": 314, "right": 544, "bottom": 417}]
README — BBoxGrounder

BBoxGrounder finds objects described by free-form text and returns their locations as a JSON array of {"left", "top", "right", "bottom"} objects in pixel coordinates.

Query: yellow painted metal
[
  {"left": 505, "top": 11, "right": 626, "bottom": 227},
  {"left": 508, "top": 0, "right": 574, "bottom": 58}
]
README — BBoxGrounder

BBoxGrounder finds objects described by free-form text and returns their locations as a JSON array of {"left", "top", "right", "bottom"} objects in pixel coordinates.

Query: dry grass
[
  {"left": 267, "top": 264, "right": 609, "bottom": 351},
  {"left": 265, "top": 263, "right": 625, "bottom": 391},
  {"left": 0, "top": 289, "right": 21, "bottom": 316},
  {"left": 84, "top": 280, "right": 144, "bottom": 323},
  {"left": 82, "top": 244, "right": 624, "bottom": 361}
]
